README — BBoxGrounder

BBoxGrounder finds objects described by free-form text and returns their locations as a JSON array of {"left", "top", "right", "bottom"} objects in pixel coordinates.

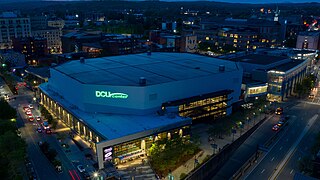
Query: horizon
[{"left": 0, "top": 0, "right": 319, "bottom": 4}]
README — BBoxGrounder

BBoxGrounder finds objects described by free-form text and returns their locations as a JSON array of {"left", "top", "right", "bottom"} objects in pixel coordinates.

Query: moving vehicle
[
  {"left": 275, "top": 107, "right": 283, "bottom": 115},
  {"left": 28, "top": 104, "right": 34, "bottom": 109},
  {"left": 26, "top": 110, "right": 32, "bottom": 115},
  {"left": 36, "top": 116, "right": 41, "bottom": 121},
  {"left": 42, "top": 121, "right": 49, "bottom": 129},
  {"left": 37, "top": 127, "right": 42, "bottom": 133},
  {"left": 309, "top": 94, "right": 315, "bottom": 99},
  {"left": 272, "top": 124, "right": 280, "bottom": 131},
  {"left": 28, "top": 117, "right": 35, "bottom": 122}
]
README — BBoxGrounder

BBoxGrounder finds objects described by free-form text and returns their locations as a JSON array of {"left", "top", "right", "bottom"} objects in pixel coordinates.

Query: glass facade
[
  {"left": 178, "top": 95, "right": 228, "bottom": 120},
  {"left": 163, "top": 91, "right": 232, "bottom": 121},
  {"left": 112, "top": 126, "right": 190, "bottom": 164}
]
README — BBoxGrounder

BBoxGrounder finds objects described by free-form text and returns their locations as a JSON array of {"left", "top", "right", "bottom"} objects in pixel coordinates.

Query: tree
[
  {"left": 0, "top": 131, "right": 26, "bottom": 179},
  {"left": 0, "top": 98, "right": 17, "bottom": 119},
  {"left": 149, "top": 136, "right": 199, "bottom": 176}
]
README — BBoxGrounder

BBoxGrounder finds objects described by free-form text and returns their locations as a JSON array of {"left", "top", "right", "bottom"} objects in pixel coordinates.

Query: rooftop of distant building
[{"left": 228, "top": 54, "right": 289, "bottom": 65}]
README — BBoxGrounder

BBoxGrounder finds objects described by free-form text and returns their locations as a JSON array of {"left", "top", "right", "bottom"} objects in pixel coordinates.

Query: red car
[
  {"left": 23, "top": 107, "right": 30, "bottom": 111},
  {"left": 26, "top": 110, "right": 32, "bottom": 115},
  {"left": 28, "top": 117, "right": 35, "bottom": 122},
  {"left": 45, "top": 129, "right": 52, "bottom": 134}
]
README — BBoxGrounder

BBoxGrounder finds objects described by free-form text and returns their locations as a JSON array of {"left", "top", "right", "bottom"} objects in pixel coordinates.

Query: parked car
[
  {"left": 28, "top": 117, "right": 35, "bottom": 122},
  {"left": 36, "top": 116, "right": 41, "bottom": 121},
  {"left": 42, "top": 121, "right": 49, "bottom": 129},
  {"left": 28, "top": 104, "right": 34, "bottom": 109},
  {"left": 37, "top": 127, "right": 42, "bottom": 133},
  {"left": 26, "top": 110, "right": 32, "bottom": 115}
]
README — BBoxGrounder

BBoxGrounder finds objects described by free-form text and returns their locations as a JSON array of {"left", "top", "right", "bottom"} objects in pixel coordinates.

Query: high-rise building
[{"left": 0, "top": 12, "right": 32, "bottom": 49}]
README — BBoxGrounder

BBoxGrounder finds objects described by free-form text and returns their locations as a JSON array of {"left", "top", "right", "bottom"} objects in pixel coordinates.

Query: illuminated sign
[
  {"left": 95, "top": 91, "right": 128, "bottom": 99},
  {"left": 103, "top": 147, "right": 113, "bottom": 161}
]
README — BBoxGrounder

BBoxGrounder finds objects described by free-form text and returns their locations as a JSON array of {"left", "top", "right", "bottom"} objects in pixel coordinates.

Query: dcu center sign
[{"left": 95, "top": 91, "right": 128, "bottom": 99}]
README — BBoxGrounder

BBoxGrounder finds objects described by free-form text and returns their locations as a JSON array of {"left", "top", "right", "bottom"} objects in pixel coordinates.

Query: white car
[
  {"left": 28, "top": 104, "right": 34, "bottom": 109},
  {"left": 77, "top": 165, "right": 85, "bottom": 173},
  {"left": 36, "top": 116, "right": 41, "bottom": 121}
]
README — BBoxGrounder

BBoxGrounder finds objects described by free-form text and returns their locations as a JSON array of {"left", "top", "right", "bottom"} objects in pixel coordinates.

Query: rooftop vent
[
  {"left": 80, "top": 57, "right": 85, "bottom": 63},
  {"left": 139, "top": 77, "right": 147, "bottom": 86},
  {"left": 219, "top": 65, "right": 225, "bottom": 72}
]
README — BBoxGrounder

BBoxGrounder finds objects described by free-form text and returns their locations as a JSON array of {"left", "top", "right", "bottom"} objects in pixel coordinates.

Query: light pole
[
  {"left": 253, "top": 112, "right": 256, "bottom": 125},
  {"left": 259, "top": 108, "right": 262, "bottom": 120},
  {"left": 93, "top": 171, "right": 99, "bottom": 180}
]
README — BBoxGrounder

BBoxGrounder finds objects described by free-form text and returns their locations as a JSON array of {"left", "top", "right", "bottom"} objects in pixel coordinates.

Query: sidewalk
[
  {"left": 167, "top": 114, "right": 267, "bottom": 180},
  {"left": 53, "top": 120, "right": 108, "bottom": 178}
]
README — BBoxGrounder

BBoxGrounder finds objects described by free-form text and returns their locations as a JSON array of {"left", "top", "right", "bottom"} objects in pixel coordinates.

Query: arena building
[{"left": 38, "top": 53, "right": 243, "bottom": 169}]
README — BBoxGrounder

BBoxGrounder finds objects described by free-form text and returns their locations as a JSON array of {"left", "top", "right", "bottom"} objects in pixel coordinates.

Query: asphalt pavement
[
  {"left": 212, "top": 109, "right": 281, "bottom": 180},
  {"left": 244, "top": 102, "right": 320, "bottom": 180}
]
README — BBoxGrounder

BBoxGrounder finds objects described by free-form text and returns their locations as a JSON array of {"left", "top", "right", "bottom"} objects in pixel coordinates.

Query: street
[
  {"left": 244, "top": 102, "right": 320, "bottom": 180},
  {"left": 1, "top": 77, "right": 81, "bottom": 180}
]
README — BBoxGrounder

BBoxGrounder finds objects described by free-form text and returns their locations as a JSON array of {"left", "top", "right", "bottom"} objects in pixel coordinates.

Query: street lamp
[
  {"left": 259, "top": 109, "right": 262, "bottom": 120},
  {"left": 93, "top": 172, "right": 98, "bottom": 177},
  {"left": 253, "top": 112, "right": 256, "bottom": 125}
]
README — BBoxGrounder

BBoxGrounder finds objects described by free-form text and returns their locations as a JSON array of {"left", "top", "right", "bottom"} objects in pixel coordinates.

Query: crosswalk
[{"left": 118, "top": 165, "right": 157, "bottom": 180}]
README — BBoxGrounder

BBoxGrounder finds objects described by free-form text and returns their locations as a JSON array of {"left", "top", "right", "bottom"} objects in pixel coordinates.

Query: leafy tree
[
  {"left": 0, "top": 131, "right": 26, "bottom": 180},
  {"left": 149, "top": 136, "right": 199, "bottom": 176},
  {"left": 0, "top": 98, "right": 16, "bottom": 120}
]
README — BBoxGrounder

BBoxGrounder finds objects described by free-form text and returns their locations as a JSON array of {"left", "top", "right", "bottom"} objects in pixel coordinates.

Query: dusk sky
[{"left": 0, "top": 0, "right": 318, "bottom": 3}]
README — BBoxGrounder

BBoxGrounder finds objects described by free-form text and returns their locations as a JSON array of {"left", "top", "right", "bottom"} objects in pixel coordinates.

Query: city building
[
  {"left": 61, "top": 32, "right": 101, "bottom": 53},
  {"left": 196, "top": 17, "right": 284, "bottom": 51},
  {"left": 296, "top": 31, "right": 320, "bottom": 50},
  {"left": 149, "top": 31, "right": 197, "bottom": 53},
  {"left": 30, "top": 15, "right": 48, "bottom": 30},
  {"left": 12, "top": 37, "right": 48, "bottom": 65},
  {"left": 0, "top": 12, "right": 32, "bottom": 49},
  {"left": 221, "top": 48, "right": 317, "bottom": 102},
  {"left": 38, "top": 52, "right": 243, "bottom": 169},
  {"left": 47, "top": 19, "right": 65, "bottom": 29},
  {"left": 32, "top": 27, "right": 62, "bottom": 53}
]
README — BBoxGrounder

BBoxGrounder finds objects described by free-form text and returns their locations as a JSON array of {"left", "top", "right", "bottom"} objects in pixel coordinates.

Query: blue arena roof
[{"left": 53, "top": 53, "right": 240, "bottom": 86}]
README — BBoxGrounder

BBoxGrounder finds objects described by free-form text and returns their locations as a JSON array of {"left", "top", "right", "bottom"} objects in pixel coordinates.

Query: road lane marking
[
  {"left": 261, "top": 169, "right": 265, "bottom": 174},
  {"left": 269, "top": 114, "right": 318, "bottom": 180},
  {"left": 279, "top": 146, "right": 283, "bottom": 150},
  {"left": 271, "top": 157, "right": 274, "bottom": 161},
  {"left": 290, "top": 169, "right": 294, "bottom": 174}
]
